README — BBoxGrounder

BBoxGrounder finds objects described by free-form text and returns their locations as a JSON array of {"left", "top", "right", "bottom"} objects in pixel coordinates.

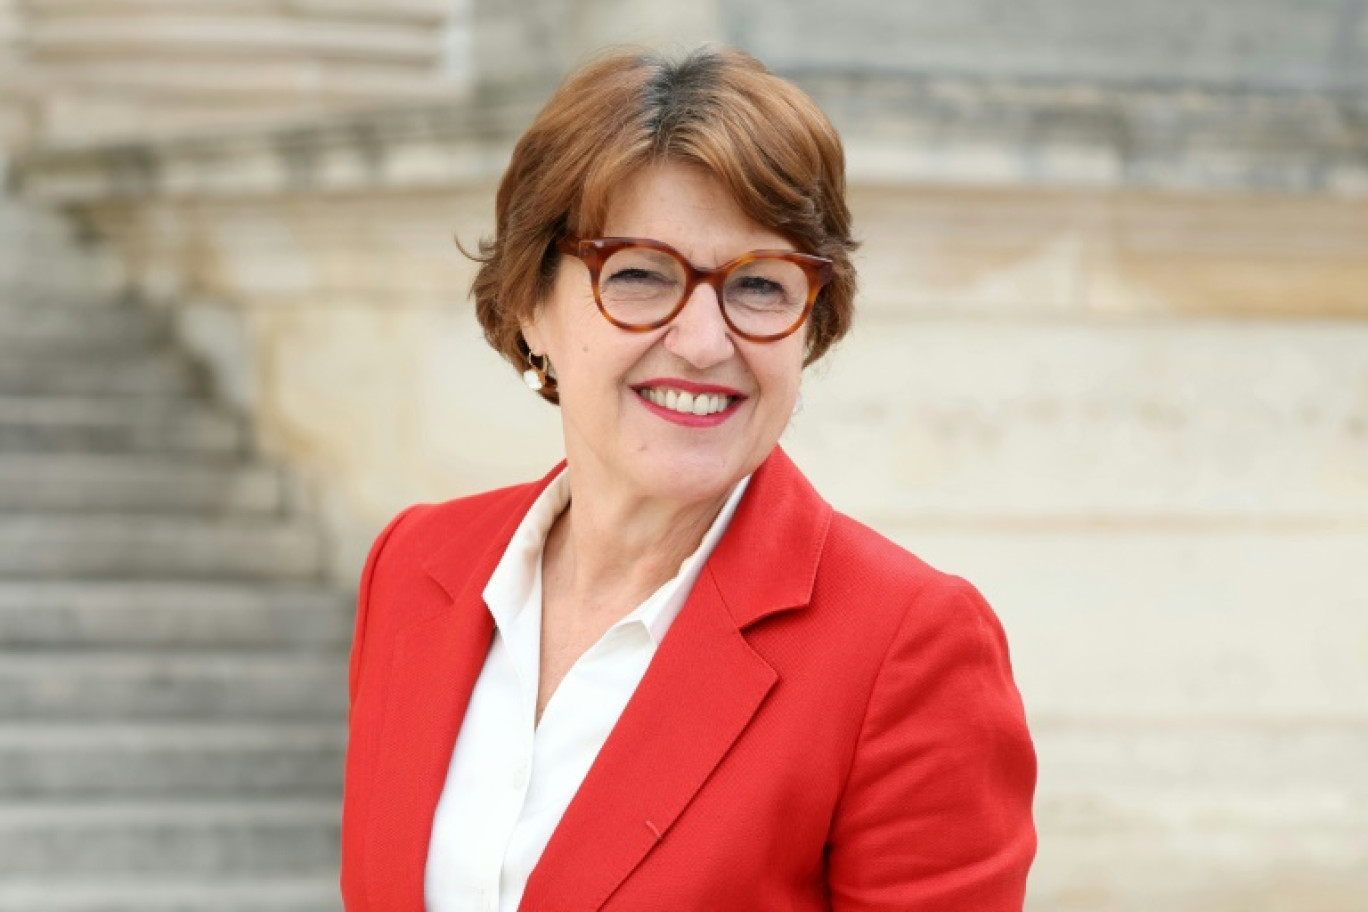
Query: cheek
[
  {"left": 540, "top": 297, "right": 603, "bottom": 371},
  {"left": 756, "top": 351, "right": 804, "bottom": 410},
  {"left": 778, "top": 338, "right": 807, "bottom": 390},
  {"left": 551, "top": 321, "right": 658, "bottom": 405}
]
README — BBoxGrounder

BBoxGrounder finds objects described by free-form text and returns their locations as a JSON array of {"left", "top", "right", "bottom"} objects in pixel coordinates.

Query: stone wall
[
  {"left": 6, "top": 2, "right": 1368, "bottom": 909},
  {"left": 815, "top": 186, "right": 1368, "bottom": 910},
  {"left": 17, "top": 105, "right": 1368, "bottom": 908}
]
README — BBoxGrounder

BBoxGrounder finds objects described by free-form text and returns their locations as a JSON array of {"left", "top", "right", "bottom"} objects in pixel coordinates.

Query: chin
[{"left": 630, "top": 447, "right": 751, "bottom": 505}]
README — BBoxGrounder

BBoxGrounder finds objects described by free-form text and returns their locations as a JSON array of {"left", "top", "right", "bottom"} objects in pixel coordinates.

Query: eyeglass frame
[{"left": 554, "top": 236, "right": 834, "bottom": 343}]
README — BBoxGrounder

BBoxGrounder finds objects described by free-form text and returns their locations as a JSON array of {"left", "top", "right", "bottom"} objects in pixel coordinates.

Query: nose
[{"left": 662, "top": 282, "right": 733, "bottom": 369}]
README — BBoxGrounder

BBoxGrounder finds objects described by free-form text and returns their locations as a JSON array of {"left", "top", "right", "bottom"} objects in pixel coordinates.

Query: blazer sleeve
[{"left": 826, "top": 576, "right": 1037, "bottom": 911}]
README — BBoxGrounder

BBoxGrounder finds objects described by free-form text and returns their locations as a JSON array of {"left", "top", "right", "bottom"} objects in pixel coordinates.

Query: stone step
[
  {"left": 0, "top": 800, "right": 340, "bottom": 877},
  {"left": 0, "top": 581, "right": 351, "bottom": 649},
  {"left": 0, "top": 350, "right": 198, "bottom": 396},
  {"left": 0, "top": 200, "right": 83, "bottom": 249},
  {"left": 0, "top": 515, "right": 324, "bottom": 580},
  {"left": 0, "top": 291, "right": 124, "bottom": 311},
  {"left": 0, "top": 208, "right": 124, "bottom": 302},
  {"left": 0, "top": 301, "right": 163, "bottom": 349},
  {"left": 0, "top": 878, "right": 339, "bottom": 912},
  {"left": 0, "top": 395, "right": 243, "bottom": 455},
  {"left": 0, "top": 651, "right": 346, "bottom": 720},
  {"left": 0, "top": 454, "right": 286, "bottom": 514},
  {"left": 0, "top": 722, "right": 344, "bottom": 798},
  {"left": 0, "top": 264, "right": 124, "bottom": 302}
]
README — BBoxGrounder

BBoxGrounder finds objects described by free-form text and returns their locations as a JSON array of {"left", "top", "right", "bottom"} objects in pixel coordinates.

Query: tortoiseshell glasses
[{"left": 555, "top": 237, "right": 833, "bottom": 342}]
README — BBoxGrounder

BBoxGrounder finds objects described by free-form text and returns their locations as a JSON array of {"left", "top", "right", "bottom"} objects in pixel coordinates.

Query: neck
[{"left": 541, "top": 464, "right": 733, "bottom": 624}]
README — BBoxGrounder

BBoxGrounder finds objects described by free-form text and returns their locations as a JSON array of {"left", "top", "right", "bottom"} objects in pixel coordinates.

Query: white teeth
[{"left": 637, "top": 387, "right": 734, "bottom": 416}]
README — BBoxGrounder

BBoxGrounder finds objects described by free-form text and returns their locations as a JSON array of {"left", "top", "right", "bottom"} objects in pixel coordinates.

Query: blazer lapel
[
  {"left": 520, "top": 446, "right": 833, "bottom": 911},
  {"left": 363, "top": 464, "right": 565, "bottom": 907}
]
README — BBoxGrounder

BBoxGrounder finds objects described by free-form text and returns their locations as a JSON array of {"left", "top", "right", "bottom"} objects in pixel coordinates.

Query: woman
[{"left": 341, "top": 47, "right": 1036, "bottom": 911}]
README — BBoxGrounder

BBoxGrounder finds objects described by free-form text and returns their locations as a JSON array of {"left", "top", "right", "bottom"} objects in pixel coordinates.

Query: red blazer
[{"left": 341, "top": 446, "right": 1036, "bottom": 911}]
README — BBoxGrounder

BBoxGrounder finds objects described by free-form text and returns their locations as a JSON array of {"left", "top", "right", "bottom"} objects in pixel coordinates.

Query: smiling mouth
[{"left": 635, "top": 386, "right": 737, "bottom": 417}]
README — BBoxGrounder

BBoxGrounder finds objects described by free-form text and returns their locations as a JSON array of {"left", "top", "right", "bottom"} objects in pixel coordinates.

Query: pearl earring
[{"left": 523, "top": 351, "right": 551, "bottom": 392}]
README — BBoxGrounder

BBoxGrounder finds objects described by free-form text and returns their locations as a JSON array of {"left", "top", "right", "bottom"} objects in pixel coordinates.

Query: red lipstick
[
  {"left": 632, "top": 377, "right": 746, "bottom": 398},
  {"left": 631, "top": 379, "right": 746, "bottom": 428}
]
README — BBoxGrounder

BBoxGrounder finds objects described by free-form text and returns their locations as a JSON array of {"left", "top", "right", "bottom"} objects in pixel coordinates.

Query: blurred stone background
[{"left": 1, "top": 1, "right": 1366, "bottom": 909}]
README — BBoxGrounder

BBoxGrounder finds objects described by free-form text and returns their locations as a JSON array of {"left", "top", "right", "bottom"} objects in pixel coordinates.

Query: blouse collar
[{"left": 481, "top": 466, "right": 752, "bottom": 646}]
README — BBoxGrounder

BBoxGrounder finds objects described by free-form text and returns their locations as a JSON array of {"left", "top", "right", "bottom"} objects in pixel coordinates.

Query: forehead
[{"left": 600, "top": 162, "right": 793, "bottom": 261}]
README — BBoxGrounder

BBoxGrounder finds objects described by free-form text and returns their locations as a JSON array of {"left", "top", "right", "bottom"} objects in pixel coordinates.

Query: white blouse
[{"left": 424, "top": 467, "right": 751, "bottom": 912}]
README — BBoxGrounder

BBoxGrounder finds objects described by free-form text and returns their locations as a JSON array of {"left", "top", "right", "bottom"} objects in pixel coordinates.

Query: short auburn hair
[{"left": 470, "top": 46, "right": 857, "bottom": 402}]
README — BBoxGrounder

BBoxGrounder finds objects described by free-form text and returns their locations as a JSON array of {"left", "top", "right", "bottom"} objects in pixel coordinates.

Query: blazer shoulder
[
  {"left": 349, "top": 479, "right": 540, "bottom": 688},
  {"left": 822, "top": 510, "right": 969, "bottom": 597},
  {"left": 820, "top": 509, "right": 1004, "bottom": 641},
  {"left": 377, "top": 480, "right": 536, "bottom": 568}
]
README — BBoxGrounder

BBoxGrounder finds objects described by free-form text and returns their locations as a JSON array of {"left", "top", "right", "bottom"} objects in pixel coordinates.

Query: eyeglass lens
[{"left": 598, "top": 246, "right": 809, "bottom": 336}]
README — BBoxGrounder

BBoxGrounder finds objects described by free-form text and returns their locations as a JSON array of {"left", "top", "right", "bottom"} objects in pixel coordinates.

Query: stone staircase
[{"left": 0, "top": 198, "right": 349, "bottom": 910}]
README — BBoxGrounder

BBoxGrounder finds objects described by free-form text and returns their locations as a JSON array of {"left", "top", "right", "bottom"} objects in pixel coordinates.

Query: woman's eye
[
  {"left": 607, "top": 268, "right": 669, "bottom": 284},
  {"left": 736, "top": 277, "right": 783, "bottom": 294},
  {"left": 730, "top": 277, "right": 788, "bottom": 300},
  {"left": 727, "top": 276, "right": 800, "bottom": 313}
]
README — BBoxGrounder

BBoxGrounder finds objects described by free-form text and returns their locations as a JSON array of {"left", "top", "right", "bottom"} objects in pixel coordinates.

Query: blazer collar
[
  {"left": 371, "top": 445, "right": 832, "bottom": 911},
  {"left": 421, "top": 459, "right": 567, "bottom": 603},
  {"left": 421, "top": 444, "right": 831, "bottom": 627},
  {"left": 362, "top": 467, "right": 561, "bottom": 906},
  {"left": 705, "top": 444, "right": 833, "bottom": 628},
  {"left": 523, "top": 445, "right": 833, "bottom": 910}
]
